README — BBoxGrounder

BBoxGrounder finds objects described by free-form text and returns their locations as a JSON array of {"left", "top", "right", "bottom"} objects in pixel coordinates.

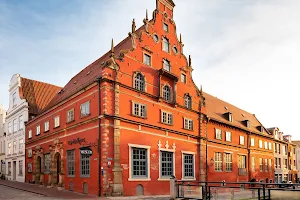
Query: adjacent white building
[{"left": 0, "top": 105, "right": 6, "bottom": 176}]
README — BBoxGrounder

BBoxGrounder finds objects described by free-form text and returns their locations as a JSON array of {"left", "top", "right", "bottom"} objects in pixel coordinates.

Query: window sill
[
  {"left": 66, "top": 120, "right": 75, "bottom": 124},
  {"left": 67, "top": 175, "right": 75, "bottom": 178},
  {"left": 28, "top": 137, "right": 32, "bottom": 140},
  {"left": 157, "top": 177, "right": 172, "bottom": 181},
  {"left": 181, "top": 178, "right": 196, "bottom": 181},
  {"left": 80, "top": 113, "right": 91, "bottom": 119},
  {"left": 53, "top": 126, "right": 60, "bottom": 129},
  {"left": 161, "top": 122, "right": 173, "bottom": 126},
  {"left": 128, "top": 178, "right": 151, "bottom": 181},
  {"left": 183, "top": 128, "right": 194, "bottom": 131},
  {"left": 36, "top": 134, "right": 41, "bottom": 136},
  {"left": 132, "top": 114, "right": 147, "bottom": 119},
  {"left": 44, "top": 130, "right": 49, "bottom": 133}
]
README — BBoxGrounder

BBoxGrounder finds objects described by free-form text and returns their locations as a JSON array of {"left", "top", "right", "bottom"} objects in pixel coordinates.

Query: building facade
[
  {"left": 0, "top": 105, "right": 6, "bottom": 175},
  {"left": 284, "top": 135, "right": 298, "bottom": 183},
  {"left": 203, "top": 93, "right": 274, "bottom": 183},
  {"left": 5, "top": 74, "right": 60, "bottom": 182},
  {"left": 293, "top": 141, "right": 300, "bottom": 182}
]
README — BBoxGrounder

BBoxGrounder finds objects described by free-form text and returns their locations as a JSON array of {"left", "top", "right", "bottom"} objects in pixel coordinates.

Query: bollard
[
  {"left": 170, "top": 176, "right": 176, "bottom": 200},
  {"left": 231, "top": 188, "right": 234, "bottom": 200}
]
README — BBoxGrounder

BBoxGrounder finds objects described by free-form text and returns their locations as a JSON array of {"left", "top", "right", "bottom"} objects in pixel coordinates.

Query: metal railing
[{"left": 174, "top": 180, "right": 300, "bottom": 200}]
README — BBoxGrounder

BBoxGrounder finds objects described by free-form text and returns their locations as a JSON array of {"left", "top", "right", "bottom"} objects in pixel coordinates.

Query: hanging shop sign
[{"left": 80, "top": 147, "right": 93, "bottom": 156}]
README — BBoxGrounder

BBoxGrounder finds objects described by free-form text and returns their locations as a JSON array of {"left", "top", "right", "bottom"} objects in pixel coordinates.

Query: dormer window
[
  {"left": 163, "top": 23, "right": 169, "bottom": 32},
  {"left": 162, "top": 37, "right": 170, "bottom": 53},
  {"left": 228, "top": 113, "right": 232, "bottom": 122},
  {"left": 243, "top": 120, "right": 250, "bottom": 128},
  {"left": 257, "top": 126, "right": 263, "bottom": 132},
  {"left": 163, "top": 59, "right": 170, "bottom": 72}
]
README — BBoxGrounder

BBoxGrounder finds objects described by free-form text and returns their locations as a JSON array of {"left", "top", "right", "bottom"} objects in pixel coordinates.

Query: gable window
[
  {"left": 251, "top": 138, "right": 255, "bottom": 146},
  {"left": 67, "top": 109, "right": 75, "bottom": 123},
  {"left": 240, "top": 136, "right": 245, "bottom": 145},
  {"left": 163, "top": 23, "right": 169, "bottom": 32},
  {"left": 19, "top": 115, "right": 23, "bottom": 130},
  {"left": 134, "top": 73, "right": 145, "bottom": 92},
  {"left": 161, "top": 111, "right": 173, "bottom": 125},
  {"left": 163, "top": 59, "right": 170, "bottom": 72},
  {"left": 13, "top": 92, "right": 17, "bottom": 107},
  {"left": 28, "top": 130, "right": 32, "bottom": 139},
  {"left": 67, "top": 150, "right": 75, "bottom": 177},
  {"left": 36, "top": 125, "right": 40, "bottom": 136},
  {"left": 183, "top": 153, "right": 194, "bottom": 179},
  {"left": 259, "top": 140, "right": 263, "bottom": 148},
  {"left": 215, "top": 129, "right": 222, "bottom": 140},
  {"left": 181, "top": 73, "right": 186, "bottom": 83},
  {"left": 184, "top": 118, "right": 193, "bottom": 130},
  {"left": 44, "top": 154, "right": 51, "bottom": 174},
  {"left": 163, "top": 85, "right": 171, "bottom": 101},
  {"left": 143, "top": 53, "right": 151, "bottom": 66},
  {"left": 162, "top": 37, "right": 170, "bottom": 53},
  {"left": 44, "top": 121, "right": 49, "bottom": 132},
  {"left": 214, "top": 152, "right": 222, "bottom": 171},
  {"left": 80, "top": 101, "right": 90, "bottom": 117},
  {"left": 132, "top": 102, "right": 146, "bottom": 118},
  {"left": 225, "top": 131, "right": 231, "bottom": 142},
  {"left": 225, "top": 153, "right": 232, "bottom": 172},
  {"left": 160, "top": 151, "right": 174, "bottom": 178},
  {"left": 80, "top": 152, "right": 90, "bottom": 177},
  {"left": 184, "top": 95, "right": 192, "bottom": 109},
  {"left": 153, "top": 34, "right": 159, "bottom": 43},
  {"left": 8, "top": 122, "right": 12, "bottom": 134},
  {"left": 54, "top": 116, "right": 60, "bottom": 128},
  {"left": 13, "top": 119, "right": 17, "bottom": 133}
]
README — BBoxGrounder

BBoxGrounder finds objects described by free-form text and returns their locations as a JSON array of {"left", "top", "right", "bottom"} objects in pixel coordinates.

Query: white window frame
[
  {"left": 259, "top": 140, "right": 263, "bottom": 148},
  {"left": 28, "top": 130, "right": 32, "bottom": 139},
  {"left": 128, "top": 144, "right": 151, "bottom": 181},
  {"left": 225, "top": 152, "right": 233, "bottom": 172},
  {"left": 181, "top": 73, "right": 186, "bottom": 84},
  {"left": 12, "top": 92, "right": 17, "bottom": 107},
  {"left": 143, "top": 53, "right": 151, "bottom": 66},
  {"left": 251, "top": 157, "right": 255, "bottom": 171},
  {"left": 161, "top": 110, "right": 173, "bottom": 125},
  {"left": 36, "top": 125, "right": 40, "bottom": 136},
  {"left": 19, "top": 139, "right": 24, "bottom": 153},
  {"left": 240, "top": 136, "right": 245, "bottom": 145},
  {"left": 268, "top": 142, "right": 272, "bottom": 150},
  {"left": 67, "top": 108, "right": 75, "bottom": 123},
  {"left": 215, "top": 129, "right": 222, "bottom": 140},
  {"left": 214, "top": 152, "right": 223, "bottom": 172},
  {"left": 54, "top": 116, "right": 60, "bottom": 128},
  {"left": 19, "top": 115, "right": 23, "bottom": 130},
  {"left": 251, "top": 138, "right": 255, "bottom": 146},
  {"left": 264, "top": 141, "right": 268, "bottom": 149},
  {"left": 181, "top": 151, "right": 195, "bottom": 180},
  {"left": 80, "top": 101, "right": 90, "bottom": 117},
  {"left": 132, "top": 101, "right": 147, "bottom": 118},
  {"left": 44, "top": 121, "right": 49, "bottom": 132},
  {"left": 225, "top": 131, "right": 231, "bottom": 142},
  {"left": 13, "top": 119, "right": 17, "bottom": 133},
  {"left": 184, "top": 118, "right": 193, "bottom": 130},
  {"left": 158, "top": 147, "right": 175, "bottom": 181}
]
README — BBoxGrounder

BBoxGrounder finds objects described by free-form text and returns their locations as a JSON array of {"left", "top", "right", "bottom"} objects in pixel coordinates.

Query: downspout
[
  {"left": 97, "top": 77, "right": 102, "bottom": 197},
  {"left": 247, "top": 131, "right": 251, "bottom": 182},
  {"left": 206, "top": 117, "right": 209, "bottom": 183},
  {"left": 198, "top": 101, "right": 201, "bottom": 182}
]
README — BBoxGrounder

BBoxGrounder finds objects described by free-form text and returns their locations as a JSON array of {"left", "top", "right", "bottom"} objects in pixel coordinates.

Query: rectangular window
[
  {"left": 80, "top": 101, "right": 90, "bottom": 117},
  {"left": 54, "top": 116, "right": 60, "bottom": 128},
  {"left": 67, "top": 150, "right": 75, "bottom": 177},
  {"left": 181, "top": 73, "right": 186, "bottom": 84},
  {"left": 80, "top": 153, "right": 90, "bottom": 177},
  {"left": 19, "top": 139, "right": 24, "bottom": 153},
  {"left": 163, "top": 59, "right": 170, "bottom": 72},
  {"left": 215, "top": 129, "right": 222, "bottom": 140},
  {"left": 8, "top": 142, "right": 11, "bottom": 154},
  {"left": 251, "top": 138, "right": 255, "bottom": 146},
  {"left": 278, "top": 158, "right": 281, "bottom": 168},
  {"left": 163, "top": 23, "right": 169, "bottom": 32},
  {"left": 225, "top": 153, "right": 232, "bottom": 172},
  {"left": 19, "top": 160, "right": 23, "bottom": 176},
  {"left": 252, "top": 157, "right": 255, "bottom": 171},
  {"left": 184, "top": 118, "right": 193, "bottom": 130},
  {"left": 13, "top": 92, "right": 16, "bottom": 107},
  {"left": 162, "top": 37, "right": 170, "bottom": 53},
  {"left": 133, "top": 102, "right": 147, "bottom": 118},
  {"left": 44, "top": 154, "right": 51, "bottom": 174},
  {"left": 240, "top": 136, "right": 245, "bottom": 145},
  {"left": 268, "top": 142, "right": 272, "bottom": 150},
  {"left": 28, "top": 130, "right": 32, "bottom": 139},
  {"left": 8, "top": 122, "right": 12, "bottom": 134},
  {"left": 284, "top": 159, "right": 288, "bottom": 169},
  {"left": 183, "top": 154, "right": 194, "bottom": 178},
  {"left": 13, "top": 141, "right": 17, "bottom": 154},
  {"left": 143, "top": 53, "right": 151, "bottom": 66},
  {"left": 259, "top": 140, "right": 263, "bottom": 148},
  {"left": 259, "top": 158, "right": 263, "bottom": 171},
  {"left": 19, "top": 115, "right": 23, "bottom": 130},
  {"left": 265, "top": 158, "right": 268, "bottom": 171},
  {"left": 8, "top": 162, "right": 11, "bottom": 175},
  {"left": 132, "top": 148, "right": 148, "bottom": 178},
  {"left": 278, "top": 144, "right": 281, "bottom": 154},
  {"left": 161, "top": 111, "right": 173, "bottom": 125},
  {"left": 44, "top": 121, "right": 49, "bottom": 132},
  {"left": 36, "top": 125, "right": 40, "bottom": 135},
  {"left": 264, "top": 142, "right": 268, "bottom": 149},
  {"left": 13, "top": 119, "right": 17, "bottom": 132},
  {"left": 225, "top": 131, "right": 231, "bottom": 142},
  {"left": 67, "top": 109, "right": 75, "bottom": 123},
  {"left": 214, "top": 152, "right": 222, "bottom": 171},
  {"left": 269, "top": 159, "right": 272, "bottom": 171},
  {"left": 161, "top": 151, "right": 173, "bottom": 178},
  {"left": 238, "top": 155, "right": 246, "bottom": 169}
]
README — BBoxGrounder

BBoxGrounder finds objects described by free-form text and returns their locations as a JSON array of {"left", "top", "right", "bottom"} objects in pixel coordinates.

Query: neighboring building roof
[
  {"left": 292, "top": 141, "right": 300, "bottom": 147},
  {"left": 203, "top": 92, "right": 270, "bottom": 135},
  {"left": 19, "top": 77, "right": 62, "bottom": 115}
]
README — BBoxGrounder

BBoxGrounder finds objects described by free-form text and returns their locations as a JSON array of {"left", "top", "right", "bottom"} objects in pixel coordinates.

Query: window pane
[
  {"left": 132, "top": 148, "right": 147, "bottom": 178},
  {"left": 184, "top": 154, "right": 194, "bottom": 178},
  {"left": 161, "top": 151, "right": 173, "bottom": 177}
]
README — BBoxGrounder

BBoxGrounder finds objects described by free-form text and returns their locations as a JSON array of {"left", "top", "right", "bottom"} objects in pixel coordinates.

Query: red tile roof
[
  {"left": 19, "top": 77, "right": 62, "bottom": 115},
  {"left": 203, "top": 92, "right": 271, "bottom": 135}
]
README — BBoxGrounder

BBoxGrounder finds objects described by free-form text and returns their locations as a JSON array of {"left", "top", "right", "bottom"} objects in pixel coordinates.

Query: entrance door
[
  {"left": 13, "top": 161, "right": 16, "bottom": 180},
  {"left": 54, "top": 153, "right": 61, "bottom": 185}
]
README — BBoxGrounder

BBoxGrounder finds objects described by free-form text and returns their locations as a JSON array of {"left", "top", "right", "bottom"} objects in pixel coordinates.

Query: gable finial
[
  {"left": 180, "top": 33, "right": 182, "bottom": 43},
  {"left": 188, "top": 55, "right": 192, "bottom": 67},
  {"left": 146, "top": 9, "right": 149, "bottom": 21},
  {"left": 132, "top": 18, "right": 136, "bottom": 33},
  {"left": 110, "top": 38, "right": 114, "bottom": 57}
]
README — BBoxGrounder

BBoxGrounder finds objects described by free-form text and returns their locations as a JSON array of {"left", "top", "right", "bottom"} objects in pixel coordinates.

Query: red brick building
[{"left": 203, "top": 93, "right": 274, "bottom": 183}]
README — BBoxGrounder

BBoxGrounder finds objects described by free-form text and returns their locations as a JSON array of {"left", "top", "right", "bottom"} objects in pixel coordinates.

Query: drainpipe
[
  {"left": 206, "top": 117, "right": 209, "bottom": 183},
  {"left": 97, "top": 77, "right": 102, "bottom": 197}
]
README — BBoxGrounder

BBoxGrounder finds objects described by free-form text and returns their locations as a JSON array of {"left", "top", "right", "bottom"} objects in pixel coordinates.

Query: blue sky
[{"left": 1, "top": 0, "right": 300, "bottom": 138}]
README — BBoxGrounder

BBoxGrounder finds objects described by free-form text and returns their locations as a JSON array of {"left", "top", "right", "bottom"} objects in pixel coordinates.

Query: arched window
[
  {"left": 162, "top": 37, "right": 170, "bottom": 53},
  {"left": 185, "top": 95, "right": 192, "bottom": 109},
  {"left": 134, "top": 73, "right": 145, "bottom": 92},
  {"left": 163, "top": 85, "right": 171, "bottom": 101}
]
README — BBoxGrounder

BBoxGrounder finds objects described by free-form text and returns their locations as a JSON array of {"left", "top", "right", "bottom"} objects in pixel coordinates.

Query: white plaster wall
[
  {"left": 296, "top": 146, "right": 300, "bottom": 179},
  {"left": 5, "top": 74, "right": 28, "bottom": 182},
  {"left": 0, "top": 105, "right": 6, "bottom": 174}
]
